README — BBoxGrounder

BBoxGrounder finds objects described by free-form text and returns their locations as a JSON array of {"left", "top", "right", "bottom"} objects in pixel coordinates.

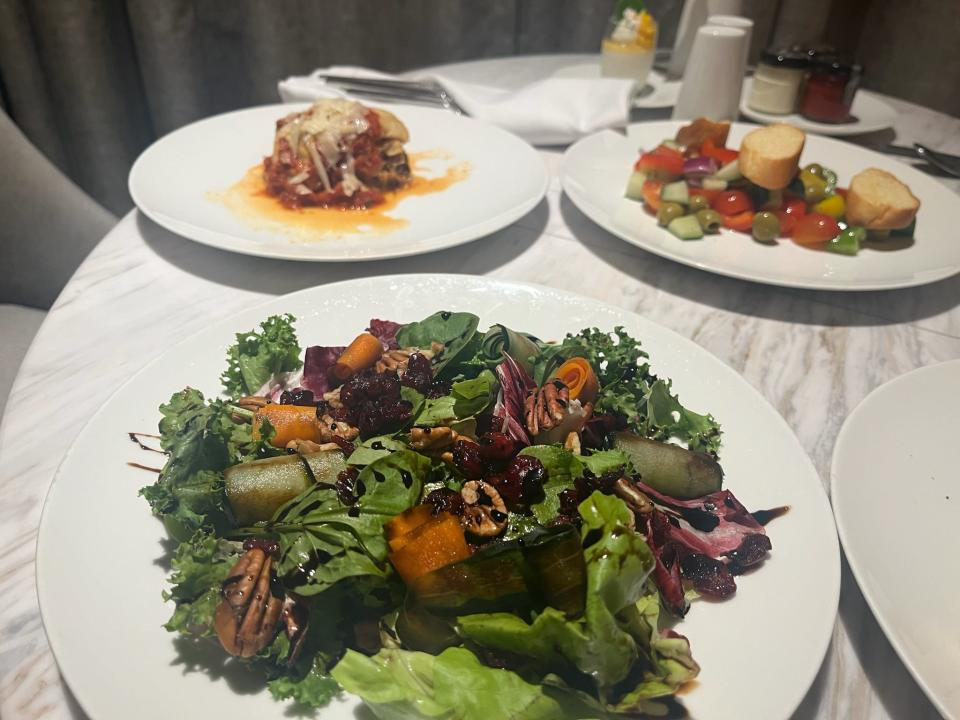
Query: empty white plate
[{"left": 832, "top": 359, "right": 960, "bottom": 720}]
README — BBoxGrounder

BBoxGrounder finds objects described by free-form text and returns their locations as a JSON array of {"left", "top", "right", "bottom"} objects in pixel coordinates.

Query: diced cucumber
[
  {"left": 714, "top": 159, "right": 741, "bottom": 182},
  {"left": 702, "top": 177, "right": 728, "bottom": 191},
  {"left": 612, "top": 432, "right": 723, "bottom": 499},
  {"left": 661, "top": 180, "right": 689, "bottom": 205},
  {"left": 666, "top": 214, "right": 703, "bottom": 240},
  {"left": 624, "top": 171, "right": 647, "bottom": 201},
  {"left": 225, "top": 449, "right": 346, "bottom": 524}
]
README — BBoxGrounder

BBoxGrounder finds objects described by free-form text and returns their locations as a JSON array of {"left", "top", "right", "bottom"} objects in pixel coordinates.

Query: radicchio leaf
[
  {"left": 493, "top": 354, "right": 536, "bottom": 446},
  {"left": 366, "top": 318, "right": 402, "bottom": 350},
  {"left": 300, "top": 345, "right": 346, "bottom": 396}
]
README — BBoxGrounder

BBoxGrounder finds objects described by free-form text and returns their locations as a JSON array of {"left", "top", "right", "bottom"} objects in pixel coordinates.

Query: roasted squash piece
[
  {"left": 252, "top": 404, "right": 320, "bottom": 448},
  {"left": 388, "top": 514, "right": 471, "bottom": 585},
  {"left": 386, "top": 504, "right": 435, "bottom": 552}
]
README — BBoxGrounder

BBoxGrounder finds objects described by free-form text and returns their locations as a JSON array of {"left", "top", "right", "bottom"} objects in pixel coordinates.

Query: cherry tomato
[
  {"left": 712, "top": 190, "right": 753, "bottom": 217},
  {"left": 723, "top": 210, "right": 755, "bottom": 232},
  {"left": 792, "top": 213, "right": 841, "bottom": 246},
  {"left": 776, "top": 198, "right": 807, "bottom": 236},
  {"left": 835, "top": 187, "right": 848, "bottom": 199},
  {"left": 641, "top": 179, "right": 663, "bottom": 212}
]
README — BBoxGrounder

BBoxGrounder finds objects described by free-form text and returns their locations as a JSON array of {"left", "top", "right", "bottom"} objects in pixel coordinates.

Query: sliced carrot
[
  {"left": 386, "top": 504, "right": 435, "bottom": 551},
  {"left": 252, "top": 404, "right": 320, "bottom": 447},
  {"left": 388, "top": 514, "right": 471, "bottom": 585},
  {"left": 552, "top": 357, "right": 599, "bottom": 405},
  {"left": 330, "top": 333, "right": 384, "bottom": 381}
]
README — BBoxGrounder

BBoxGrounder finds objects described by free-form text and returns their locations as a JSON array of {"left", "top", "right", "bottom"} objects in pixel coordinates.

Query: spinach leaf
[
  {"left": 395, "top": 311, "right": 479, "bottom": 376},
  {"left": 413, "top": 370, "right": 497, "bottom": 427}
]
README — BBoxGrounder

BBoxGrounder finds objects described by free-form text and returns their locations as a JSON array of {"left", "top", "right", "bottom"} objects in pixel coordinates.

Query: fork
[{"left": 317, "top": 74, "right": 469, "bottom": 116}]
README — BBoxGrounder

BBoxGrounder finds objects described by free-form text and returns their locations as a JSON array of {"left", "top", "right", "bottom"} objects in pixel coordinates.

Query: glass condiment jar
[
  {"left": 600, "top": 0, "right": 658, "bottom": 84},
  {"left": 747, "top": 49, "right": 808, "bottom": 115},
  {"left": 799, "top": 57, "right": 863, "bottom": 123}
]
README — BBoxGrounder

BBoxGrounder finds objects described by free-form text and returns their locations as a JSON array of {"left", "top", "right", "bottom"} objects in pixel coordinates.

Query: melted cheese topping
[{"left": 275, "top": 100, "right": 372, "bottom": 192}]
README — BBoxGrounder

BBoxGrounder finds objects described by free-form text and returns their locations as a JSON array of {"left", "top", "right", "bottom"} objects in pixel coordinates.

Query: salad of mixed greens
[{"left": 140, "top": 311, "right": 779, "bottom": 718}]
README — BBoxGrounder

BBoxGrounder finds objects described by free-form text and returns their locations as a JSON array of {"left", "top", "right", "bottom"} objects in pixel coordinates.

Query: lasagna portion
[{"left": 264, "top": 99, "right": 411, "bottom": 209}]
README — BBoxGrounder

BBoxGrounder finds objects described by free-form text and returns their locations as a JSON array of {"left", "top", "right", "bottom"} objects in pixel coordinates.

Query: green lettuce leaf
[
  {"left": 332, "top": 647, "right": 565, "bottom": 720},
  {"left": 141, "top": 388, "right": 281, "bottom": 541},
  {"left": 395, "top": 311, "right": 480, "bottom": 376},
  {"left": 457, "top": 493, "right": 656, "bottom": 700},
  {"left": 221, "top": 313, "right": 302, "bottom": 397},
  {"left": 414, "top": 370, "right": 497, "bottom": 426},
  {"left": 162, "top": 531, "right": 237, "bottom": 637},
  {"left": 532, "top": 326, "right": 721, "bottom": 456},
  {"left": 268, "top": 654, "right": 341, "bottom": 708}
]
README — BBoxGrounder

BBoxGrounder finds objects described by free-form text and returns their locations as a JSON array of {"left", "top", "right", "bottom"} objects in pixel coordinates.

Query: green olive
[
  {"left": 688, "top": 194, "right": 710, "bottom": 213},
  {"left": 752, "top": 211, "right": 781, "bottom": 242},
  {"left": 803, "top": 163, "right": 824, "bottom": 178},
  {"left": 695, "top": 209, "right": 723, "bottom": 233},
  {"left": 657, "top": 202, "right": 685, "bottom": 226},
  {"left": 800, "top": 171, "right": 828, "bottom": 204}
]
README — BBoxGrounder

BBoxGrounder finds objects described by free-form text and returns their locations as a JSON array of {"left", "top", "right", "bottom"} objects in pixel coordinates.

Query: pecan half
[
  {"left": 524, "top": 380, "right": 570, "bottom": 437},
  {"left": 613, "top": 478, "right": 651, "bottom": 523},
  {"left": 408, "top": 426, "right": 466, "bottom": 463},
  {"left": 214, "top": 548, "right": 284, "bottom": 658},
  {"left": 285, "top": 438, "right": 342, "bottom": 454},
  {"left": 461, "top": 480, "right": 508, "bottom": 538},
  {"left": 238, "top": 395, "right": 270, "bottom": 412}
]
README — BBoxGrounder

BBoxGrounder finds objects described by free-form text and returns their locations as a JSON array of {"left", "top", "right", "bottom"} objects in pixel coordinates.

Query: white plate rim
[
  {"left": 739, "top": 80, "right": 897, "bottom": 136},
  {"left": 561, "top": 121, "right": 960, "bottom": 291},
  {"left": 128, "top": 104, "right": 549, "bottom": 263},
  {"left": 35, "top": 274, "right": 841, "bottom": 720},
  {"left": 830, "top": 358, "right": 960, "bottom": 720}
]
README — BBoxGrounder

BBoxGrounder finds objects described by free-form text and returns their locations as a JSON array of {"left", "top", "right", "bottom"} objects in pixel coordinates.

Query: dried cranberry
[
  {"left": 400, "top": 353, "right": 433, "bottom": 395},
  {"left": 499, "top": 455, "right": 546, "bottom": 507},
  {"left": 424, "top": 488, "right": 464, "bottom": 516},
  {"left": 575, "top": 469, "right": 619, "bottom": 498},
  {"left": 335, "top": 467, "right": 361, "bottom": 506},
  {"left": 426, "top": 379, "right": 451, "bottom": 398},
  {"left": 580, "top": 413, "right": 628, "bottom": 450},
  {"left": 679, "top": 553, "right": 736, "bottom": 598},
  {"left": 725, "top": 533, "right": 772, "bottom": 571},
  {"left": 451, "top": 440, "right": 484, "bottom": 479},
  {"left": 338, "top": 370, "right": 412, "bottom": 438},
  {"left": 328, "top": 435, "right": 355, "bottom": 456},
  {"left": 279, "top": 388, "right": 316, "bottom": 406},
  {"left": 478, "top": 432, "right": 517, "bottom": 466},
  {"left": 486, "top": 473, "right": 520, "bottom": 506}
]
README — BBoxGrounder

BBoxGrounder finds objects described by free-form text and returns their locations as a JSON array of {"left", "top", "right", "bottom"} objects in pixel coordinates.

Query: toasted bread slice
[
  {"left": 845, "top": 168, "right": 920, "bottom": 230},
  {"left": 739, "top": 124, "right": 806, "bottom": 190}
]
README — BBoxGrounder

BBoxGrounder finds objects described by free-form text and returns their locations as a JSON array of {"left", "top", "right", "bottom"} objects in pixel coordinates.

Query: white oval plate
[
  {"left": 740, "top": 79, "right": 898, "bottom": 137},
  {"left": 37, "top": 275, "right": 839, "bottom": 720},
  {"left": 562, "top": 120, "right": 960, "bottom": 290},
  {"left": 832, "top": 359, "right": 960, "bottom": 720},
  {"left": 129, "top": 104, "right": 547, "bottom": 262}
]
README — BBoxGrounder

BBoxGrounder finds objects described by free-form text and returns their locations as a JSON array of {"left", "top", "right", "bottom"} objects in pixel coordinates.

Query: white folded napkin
[{"left": 277, "top": 66, "right": 636, "bottom": 146}]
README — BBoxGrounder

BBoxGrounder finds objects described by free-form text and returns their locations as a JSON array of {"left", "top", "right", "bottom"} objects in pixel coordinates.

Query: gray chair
[{"left": 0, "top": 110, "right": 116, "bottom": 417}]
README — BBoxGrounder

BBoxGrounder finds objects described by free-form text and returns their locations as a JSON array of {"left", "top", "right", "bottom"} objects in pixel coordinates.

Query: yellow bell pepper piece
[{"left": 812, "top": 194, "right": 846, "bottom": 219}]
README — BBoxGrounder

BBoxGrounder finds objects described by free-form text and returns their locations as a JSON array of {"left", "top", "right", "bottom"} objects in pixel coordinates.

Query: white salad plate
[
  {"left": 37, "top": 275, "right": 839, "bottom": 720},
  {"left": 740, "top": 79, "right": 898, "bottom": 137},
  {"left": 129, "top": 103, "right": 547, "bottom": 262},
  {"left": 832, "top": 359, "right": 960, "bottom": 720},
  {"left": 562, "top": 120, "right": 960, "bottom": 291}
]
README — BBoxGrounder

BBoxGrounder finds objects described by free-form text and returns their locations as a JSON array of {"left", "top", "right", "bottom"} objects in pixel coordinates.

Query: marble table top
[{"left": 3, "top": 54, "right": 960, "bottom": 720}]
